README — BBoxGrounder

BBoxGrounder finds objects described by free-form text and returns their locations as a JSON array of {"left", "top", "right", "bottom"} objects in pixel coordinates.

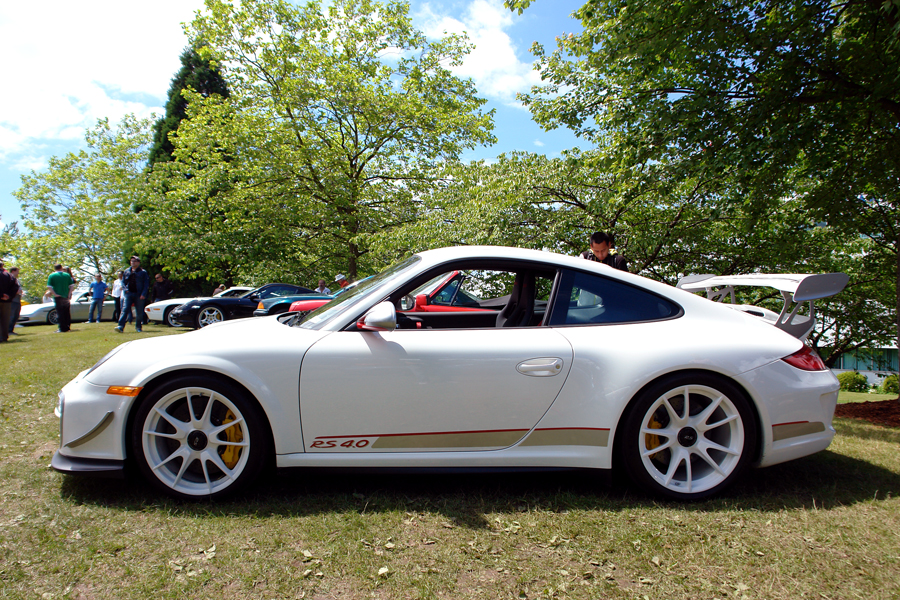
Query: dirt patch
[{"left": 834, "top": 397, "right": 900, "bottom": 428}]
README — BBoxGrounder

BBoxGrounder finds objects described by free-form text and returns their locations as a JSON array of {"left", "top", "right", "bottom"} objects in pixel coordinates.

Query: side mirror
[
  {"left": 357, "top": 301, "right": 396, "bottom": 332},
  {"left": 414, "top": 294, "right": 428, "bottom": 310}
]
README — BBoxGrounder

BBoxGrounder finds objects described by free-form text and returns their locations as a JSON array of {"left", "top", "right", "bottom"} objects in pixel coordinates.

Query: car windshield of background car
[{"left": 298, "top": 256, "right": 421, "bottom": 330}]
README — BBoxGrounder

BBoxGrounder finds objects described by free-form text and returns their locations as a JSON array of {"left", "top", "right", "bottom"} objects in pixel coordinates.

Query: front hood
[
  {"left": 19, "top": 304, "right": 51, "bottom": 316},
  {"left": 84, "top": 316, "right": 330, "bottom": 387}
]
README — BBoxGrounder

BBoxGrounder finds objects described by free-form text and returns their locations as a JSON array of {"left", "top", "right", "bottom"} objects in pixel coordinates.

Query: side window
[
  {"left": 393, "top": 267, "right": 556, "bottom": 329},
  {"left": 431, "top": 279, "right": 460, "bottom": 305},
  {"left": 549, "top": 270, "right": 680, "bottom": 326},
  {"left": 259, "top": 286, "right": 294, "bottom": 299}
]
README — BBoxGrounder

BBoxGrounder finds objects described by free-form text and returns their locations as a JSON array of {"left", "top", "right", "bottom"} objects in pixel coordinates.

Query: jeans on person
[
  {"left": 54, "top": 297, "right": 71, "bottom": 332},
  {"left": 88, "top": 298, "right": 104, "bottom": 322},
  {"left": 112, "top": 297, "right": 121, "bottom": 322},
  {"left": 0, "top": 302, "right": 10, "bottom": 342},
  {"left": 9, "top": 298, "right": 21, "bottom": 332},
  {"left": 117, "top": 292, "right": 144, "bottom": 331}
]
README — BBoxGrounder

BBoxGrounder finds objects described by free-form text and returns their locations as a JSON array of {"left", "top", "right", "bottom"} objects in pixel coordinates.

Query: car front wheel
[
  {"left": 131, "top": 376, "right": 269, "bottom": 500},
  {"left": 621, "top": 373, "right": 757, "bottom": 501},
  {"left": 164, "top": 306, "right": 179, "bottom": 327},
  {"left": 48, "top": 309, "right": 58, "bottom": 325},
  {"left": 196, "top": 306, "right": 224, "bottom": 328}
]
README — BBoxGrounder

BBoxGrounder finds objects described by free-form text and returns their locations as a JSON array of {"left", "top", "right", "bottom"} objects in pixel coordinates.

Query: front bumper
[
  {"left": 170, "top": 306, "right": 198, "bottom": 327},
  {"left": 51, "top": 452, "right": 125, "bottom": 478}
]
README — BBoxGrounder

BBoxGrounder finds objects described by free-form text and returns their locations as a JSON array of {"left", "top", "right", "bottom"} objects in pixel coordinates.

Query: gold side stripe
[
  {"left": 519, "top": 428, "right": 610, "bottom": 447},
  {"left": 772, "top": 421, "right": 825, "bottom": 441},
  {"left": 371, "top": 430, "right": 526, "bottom": 449}
]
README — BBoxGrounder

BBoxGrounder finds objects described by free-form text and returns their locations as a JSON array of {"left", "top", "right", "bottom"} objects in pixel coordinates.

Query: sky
[{"left": 0, "top": 0, "right": 586, "bottom": 229}]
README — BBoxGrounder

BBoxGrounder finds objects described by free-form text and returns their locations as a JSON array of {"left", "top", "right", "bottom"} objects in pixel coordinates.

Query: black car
[{"left": 170, "top": 283, "right": 314, "bottom": 328}]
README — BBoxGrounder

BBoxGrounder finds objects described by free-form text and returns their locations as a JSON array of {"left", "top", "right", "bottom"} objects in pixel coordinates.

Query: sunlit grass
[{"left": 1, "top": 323, "right": 898, "bottom": 599}]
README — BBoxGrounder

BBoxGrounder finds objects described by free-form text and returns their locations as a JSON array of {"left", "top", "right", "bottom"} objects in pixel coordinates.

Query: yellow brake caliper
[
  {"left": 220, "top": 410, "right": 244, "bottom": 469},
  {"left": 645, "top": 413, "right": 665, "bottom": 464}
]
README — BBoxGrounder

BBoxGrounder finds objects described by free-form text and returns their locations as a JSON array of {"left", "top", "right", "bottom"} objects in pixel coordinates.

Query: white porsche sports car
[{"left": 52, "top": 246, "right": 847, "bottom": 501}]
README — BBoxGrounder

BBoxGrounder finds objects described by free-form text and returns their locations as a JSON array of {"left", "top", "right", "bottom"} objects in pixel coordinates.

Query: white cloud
[
  {"left": 416, "top": 0, "right": 541, "bottom": 105},
  {"left": 0, "top": 0, "right": 204, "bottom": 162},
  {"left": 533, "top": 139, "right": 544, "bottom": 147}
]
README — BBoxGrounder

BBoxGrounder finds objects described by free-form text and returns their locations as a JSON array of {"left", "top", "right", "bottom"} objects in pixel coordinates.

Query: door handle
[{"left": 516, "top": 358, "right": 564, "bottom": 377}]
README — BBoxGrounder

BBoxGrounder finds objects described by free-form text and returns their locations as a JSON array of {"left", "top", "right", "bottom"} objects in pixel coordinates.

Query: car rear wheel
[
  {"left": 196, "top": 306, "right": 224, "bottom": 328},
  {"left": 48, "top": 309, "right": 58, "bottom": 325},
  {"left": 131, "top": 376, "right": 269, "bottom": 501},
  {"left": 621, "top": 373, "right": 757, "bottom": 501}
]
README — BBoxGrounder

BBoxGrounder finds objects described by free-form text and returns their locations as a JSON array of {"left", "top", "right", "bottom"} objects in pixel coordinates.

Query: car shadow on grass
[{"left": 58, "top": 446, "right": 900, "bottom": 524}]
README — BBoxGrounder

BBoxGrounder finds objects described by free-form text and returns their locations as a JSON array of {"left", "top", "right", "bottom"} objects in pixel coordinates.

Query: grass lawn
[
  {"left": 1, "top": 323, "right": 899, "bottom": 599},
  {"left": 839, "top": 390, "right": 898, "bottom": 403}
]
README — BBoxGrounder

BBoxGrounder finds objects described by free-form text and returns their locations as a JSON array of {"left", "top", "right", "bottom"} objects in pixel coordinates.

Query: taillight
[{"left": 781, "top": 345, "right": 827, "bottom": 371}]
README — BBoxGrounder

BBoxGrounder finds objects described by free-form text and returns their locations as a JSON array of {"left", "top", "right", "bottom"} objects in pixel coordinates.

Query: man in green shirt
[{"left": 47, "top": 264, "right": 75, "bottom": 332}]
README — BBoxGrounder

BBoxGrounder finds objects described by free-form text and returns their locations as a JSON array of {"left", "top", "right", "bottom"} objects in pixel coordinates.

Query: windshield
[{"left": 296, "top": 256, "right": 421, "bottom": 330}]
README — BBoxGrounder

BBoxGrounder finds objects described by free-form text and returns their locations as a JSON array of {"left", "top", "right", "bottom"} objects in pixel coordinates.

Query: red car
[{"left": 288, "top": 271, "right": 500, "bottom": 314}]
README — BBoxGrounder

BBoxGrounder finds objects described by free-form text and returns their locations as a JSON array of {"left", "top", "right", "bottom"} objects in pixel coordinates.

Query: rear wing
[{"left": 676, "top": 273, "right": 849, "bottom": 340}]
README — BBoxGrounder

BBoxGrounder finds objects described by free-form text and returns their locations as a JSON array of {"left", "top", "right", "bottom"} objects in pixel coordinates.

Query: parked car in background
[
  {"left": 145, "top": 287, "right": 252, "bottom": 327},
  {"left": 170, "top": 283, "right": 314, "bottom": 328},
  {"left": 16, "top": 291, "right": 115, "bottom": 326},
  {"left": 286, "top": 271, "right": 501, "bottom": 316},
  {"left": 53, "top": 246, "right": 847, "bottom": 502},
  {"left": 253, "top": 293, "right": 332, "bottom": 318}
]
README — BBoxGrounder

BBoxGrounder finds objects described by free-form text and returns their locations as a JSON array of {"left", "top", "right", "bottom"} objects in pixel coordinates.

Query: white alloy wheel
[
  {"left": 622, "top": 375, "right": 756, "bottom": 500},
  {"left": 197, "top": 306, "right": 224, "bottom": 328},
  {"left": 48, "top": 309, "right": 58, "bottom": 325},
  {"left": 133, "top": 378, "right": 268, "bottom": 500}
]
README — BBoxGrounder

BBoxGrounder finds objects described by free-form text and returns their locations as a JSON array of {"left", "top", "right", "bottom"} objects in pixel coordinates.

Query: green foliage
[
  {"left": 138, "top": 0, "right": 494, "bottom": 284},
  {"left": 837, "top": 371, "right": 870, "bottom": 393},
  {"left": 513, "top": 0, "right": 900, "bottom": 355},
  {"left": 11, "top": 117, "right": 153, "bottom": 295},
  {"left": 879, "top": 374, "right": 899, "bottom": 395}
]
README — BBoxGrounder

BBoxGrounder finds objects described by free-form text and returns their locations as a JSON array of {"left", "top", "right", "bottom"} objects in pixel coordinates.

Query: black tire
[
  {"left": 131, "top": 375, "right": 270, "bottom": 501},
  {"left": 164, "top": 306, "right": 178, "bottom": 327},
  {"left": 48, "top": 309, "right": 58, "bottom": 326},
  {"left": 620, "top": 372, "right": 757, "bottom": 501}
]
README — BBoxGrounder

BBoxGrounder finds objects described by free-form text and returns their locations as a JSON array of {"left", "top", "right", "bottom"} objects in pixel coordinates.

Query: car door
[
  {"left": 298, "top": 327, "right": 574, "bottom": 452},
  {"left": 71, "top": 293, "right": 91, "bottom": 321}
]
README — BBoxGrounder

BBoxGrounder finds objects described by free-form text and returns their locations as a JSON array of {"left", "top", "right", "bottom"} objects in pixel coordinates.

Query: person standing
[
  {"left": 213, "top": 283, "right": 226, "bottom": 295},
  {"left": 314, "top": 279, "right": 331, "bottom": 294},
  {"left": 64, "top": 267, "right": 77, "bottom": 299},
  {"left": 7, "top": 267, "right": 22, "bottom": 335},
  {"left": 152, "top": 273, "right": 174, "bottom": 303},
  {"left": 580, "top": 231, "right": 629, "bottom": 272},
  {"left": 115, "top": 256, "right": 149, "bottom": 333},
  {"left": 87, "top": 273, "right": 108, "bottom": 323},
  {"left": 0, "top": 260, "right": 13, "bottom": 342},
  {"left": 47, "top": 264, "right": 75, "bottom": 332},
  {"left": 111, "top": 271, "right": 124, "bottom": 322},
  {"left": 334, "top": 274, "right": 350, "bottom": 289}
]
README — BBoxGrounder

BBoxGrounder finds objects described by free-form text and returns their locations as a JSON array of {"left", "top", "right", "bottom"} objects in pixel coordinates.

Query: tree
[
  {"left": 507, "top": 0, "right": 900, "bottom": 356},
  {"left": 139, "top": 0, "right": 494, "bottom": 284},
  {"left": 148, "top": 47, "right": 230, "bottom": 166},
  {"left": 376, "top": 149, "right": 895, "bottom": 368},
  {"left": 11, "top": 116, "right": 152, "bottom": 295}
]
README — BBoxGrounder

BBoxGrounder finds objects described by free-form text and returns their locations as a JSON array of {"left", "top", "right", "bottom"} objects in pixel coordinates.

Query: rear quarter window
[{"left": 548, "top": 270, "right": 681, "bottom": 326}]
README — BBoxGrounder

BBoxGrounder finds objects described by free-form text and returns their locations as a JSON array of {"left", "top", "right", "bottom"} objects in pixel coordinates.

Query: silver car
[{"left": 16, "top": 291, "right": 116, "bottom": 326}]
